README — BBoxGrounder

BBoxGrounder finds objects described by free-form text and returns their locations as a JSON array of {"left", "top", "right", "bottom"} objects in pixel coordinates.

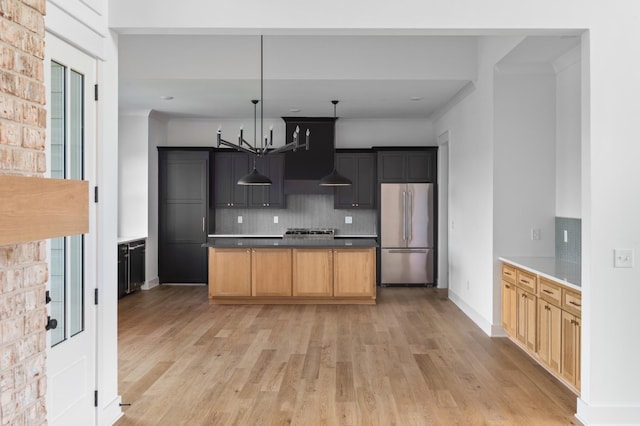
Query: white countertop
[{"left": 499, "top": 256, "right": 581, "bottom": 291}]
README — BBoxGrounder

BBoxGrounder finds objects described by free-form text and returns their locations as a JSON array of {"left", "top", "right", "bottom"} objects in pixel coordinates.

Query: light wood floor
[{"left": 116, "top": 286, "right": 580, "bottom": 425}]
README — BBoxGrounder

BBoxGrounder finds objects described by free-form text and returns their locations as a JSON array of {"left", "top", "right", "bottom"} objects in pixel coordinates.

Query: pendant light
[
  {"left": 319, "top": 100, "right": 352, "bottom": 187},
  {"left": 237, "top": 100, "right": 272, "bottom": 185}
]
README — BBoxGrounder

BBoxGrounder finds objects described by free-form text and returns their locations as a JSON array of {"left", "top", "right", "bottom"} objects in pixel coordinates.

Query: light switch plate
[
  {"left": 237, "top": 215, "right": 243, "bottom": 224},
  {"left": 614, "top": 249, "right": 633, "bottom": 268},
  {"left": 345, "top": 216, "right": 352, "bottom": 224},
  {"left": 273, "top": 216, "right": 278, "bottom": 224},
  {"left": 531, "top": 228, "right": 541, "bottom": 240}
]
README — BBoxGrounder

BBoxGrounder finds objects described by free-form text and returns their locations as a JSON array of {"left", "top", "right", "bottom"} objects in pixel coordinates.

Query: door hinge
[
  {"left": 94, "top": 288, "right": 99, "bottom": 305},
  {"left": 94, "top": 186, "right": 99, "bottom": 203},
  {"left": 94, "top": 390, "right": 98, "bottom": 407},
  {"left": 94, "top": 84, "right": 99, "bottom": 101}
]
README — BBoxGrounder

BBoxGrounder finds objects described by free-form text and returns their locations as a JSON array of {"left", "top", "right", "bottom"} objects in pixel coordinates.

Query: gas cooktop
[{"left": 283, "top": 228, "right": 335, "bottom": 239}]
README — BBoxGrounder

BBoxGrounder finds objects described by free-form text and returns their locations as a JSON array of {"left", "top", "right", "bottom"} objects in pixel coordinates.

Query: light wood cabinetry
[
  {"left": 333, "top": 248, "right": 376, "bottom": 297},
  {"left": 292, "top": 248, "right": 334, "bottom": 297},
  {"left": 209, "top": 248, "right": 251, "bottom": 296},
  {"left": 251, "top": 248, "right": 292, "bottom": 296},
  {"left": 501, "top": 280, "right": 517, "bottom": 337},
  {"left": 500, "top": 261, "right": 581, "bottom": 394},
  {"left": 538, "top": 298, "right": 562, "bottom": 374},
  {"left": 561, "top": 311, "right": 581, "bottom": 389},
  {"left": 209, "top": 246, "right": 376, "bottom": 304},
  {"left": 516, "top": 288, "right": 537, "bottom": 352}
]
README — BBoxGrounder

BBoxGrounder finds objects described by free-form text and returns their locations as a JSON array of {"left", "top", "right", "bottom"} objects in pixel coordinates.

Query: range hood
[{"left": 282, "top": 117, "right": 336, "bottom": 194}]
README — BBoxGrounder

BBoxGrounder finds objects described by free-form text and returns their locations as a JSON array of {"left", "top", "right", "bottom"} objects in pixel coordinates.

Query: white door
[{"left": 45, "top": 34, "right": 97, "bottom": 426}]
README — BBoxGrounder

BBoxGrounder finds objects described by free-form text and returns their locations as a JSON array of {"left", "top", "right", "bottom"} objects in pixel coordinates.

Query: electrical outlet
[
  {"left": 563, "top": 230, "right": 568, "bottom": 243},
  {"left": 345, "top": 216, "right": 352, "bottom": 224},
  {"left": 531, "top": 228, "right": 541, "bottom": 240},
  {"left": 614, "top": 249, "right": 633, "bottom": 268},
  {"left": 273, "top": 216, "right": 278, "bottom": 224},
  {"left": 237, "top": 215, "right": 243, "bottom": 224}
]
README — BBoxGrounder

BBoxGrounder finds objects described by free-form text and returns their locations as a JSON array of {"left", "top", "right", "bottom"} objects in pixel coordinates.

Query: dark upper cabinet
[
  {"left": 377, "top": 150, "right": 436, "bottom": 183},
  {"left": 334, "top": 153, "right": 376, "bottom": 209},
  {"left": 214, "top": 152, "right": 249, "bottom": 208},
  {"left": 248, "top": 154, "right": 285, "bottom": 208}
]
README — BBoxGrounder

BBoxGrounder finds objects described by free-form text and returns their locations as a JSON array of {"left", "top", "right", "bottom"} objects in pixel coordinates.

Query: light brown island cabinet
[
  {"left": 208, "top": 248, "right": 252, "bottom": 297},
  {"left": 292, "top": 248, "right": 334, "bottom": 297},
  {"left": 251, "top": 248, "right": 292, "bottom": 296},
  {"left": 333, "top": 248, "right": 376, "bottom": 297}
]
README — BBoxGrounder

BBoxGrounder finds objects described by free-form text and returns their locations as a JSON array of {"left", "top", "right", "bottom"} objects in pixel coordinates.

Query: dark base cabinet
[{"left": 118, "top": 239, "right": 146, "bottom": 299}]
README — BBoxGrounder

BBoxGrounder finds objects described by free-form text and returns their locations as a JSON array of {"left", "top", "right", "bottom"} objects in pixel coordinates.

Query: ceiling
[{"left": 118, "top": 35, "right": 580, "bottom": 120}]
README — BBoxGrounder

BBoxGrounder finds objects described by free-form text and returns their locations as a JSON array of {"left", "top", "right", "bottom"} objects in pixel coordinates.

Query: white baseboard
[
  {"left": 99, "top": 395, "right": 122, "bottom": 426},
  {"left": 141, "top": 277, "right": 159, "bottom": 290},
  {"left": 447, "top": 290, "right": 493, "bottom": 336},
  {"left": 577, "top": 398, "right": 640, "bottom": 425}
]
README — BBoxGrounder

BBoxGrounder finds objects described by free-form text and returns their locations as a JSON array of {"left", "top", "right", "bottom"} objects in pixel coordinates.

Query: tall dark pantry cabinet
[{"left": 158, "top": 149, "right": 211, "bottom": 283}]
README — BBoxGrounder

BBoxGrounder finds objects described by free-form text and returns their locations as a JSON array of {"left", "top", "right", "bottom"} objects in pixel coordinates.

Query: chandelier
[{"left": 216, "top": 35, "right": 311, "bottom": 185}]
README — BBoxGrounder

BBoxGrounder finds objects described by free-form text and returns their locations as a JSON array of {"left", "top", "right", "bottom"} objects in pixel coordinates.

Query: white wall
[
  {"left": 555, "top": 47, "right": 581, "bottom": 218},
  {"left": 493, "top": 71, "right": 556, "bottom": 258},
  {"left": 118, "top": 112, "right": 150, "bottom": 237},
  {"left": 146, "top": 113, "right": 167, "bottom": 287},
  {"left": 165, "top": 117, "right": 436, "bottom": 148},
  {"left": 435, "top": 36, "right": 524, "bottom": 334}
]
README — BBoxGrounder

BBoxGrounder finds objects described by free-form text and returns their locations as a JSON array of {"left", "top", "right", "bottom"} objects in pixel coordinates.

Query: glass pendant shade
[{"left": 237, "top": 166, "right": 272, "bottom": 185}]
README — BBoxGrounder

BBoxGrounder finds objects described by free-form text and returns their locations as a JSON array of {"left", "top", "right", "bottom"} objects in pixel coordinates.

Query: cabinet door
[
  {"left": 209, "top": 248, "right": 251, "bottom": 296},
  {"left": 251, "top": 248, "right": 292, "bottom": 296},
  {"left": 248, "top": 154, "right": 285, "bottom": 208},
  {"left": 537, "top": 299, "right": 562, "bottom": 374},
  {"left": 501, "top": 281, "right": 517, "bottom": 337},
  {"left": 333, "top": 248, "right": 376, "bottom": 297},
  {"left": 406, "top": 151, "right": 435, "bottom": 182},
  {"left": 516, "top": 288, "right": 536, "bottom": 352},
  {"left": 292, "top": 249, "right": 333, "bottom": 297},
  {"left": 214, "top": 152, "right": 248, "bottom": 207},
  {"left": 377, "top": 152, "right": 406, "bottom": 182},
  {"left": 159, "top": 149, "right": 209, "bottom": 283},
  {"left": 334, "top": 154, "right": 357, "bottom": 208},
  {"left": 355, "top": 154, "right": 376, "bottom": 207},
  {"left": 561, "top": 311, "right": 581, "bottom": 389}
]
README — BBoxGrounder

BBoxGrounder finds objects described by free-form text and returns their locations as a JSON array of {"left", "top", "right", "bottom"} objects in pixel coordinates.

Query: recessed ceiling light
[
  {"left": 289, "top": 108, "right": 301, "bottom": 113},
  {"left": 410, "top": 96, "right": 423, "bottom": 101},
  {"left": 159, "top": 96, "right": 174, "bottom": 101}
]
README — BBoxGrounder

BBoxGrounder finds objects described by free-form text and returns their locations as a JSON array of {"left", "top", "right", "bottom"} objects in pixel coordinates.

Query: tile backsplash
[
  {"left": 215, "top": 194, "right": 377, "bottom": 235},
  {"left": 555, "top": 217, "right": 581, "bottom": 264}
]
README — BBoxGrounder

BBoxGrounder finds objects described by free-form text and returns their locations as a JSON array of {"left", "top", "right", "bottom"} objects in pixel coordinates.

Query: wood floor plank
[{"left": 117, "top": 286, "right": 580, "bottom": 425}]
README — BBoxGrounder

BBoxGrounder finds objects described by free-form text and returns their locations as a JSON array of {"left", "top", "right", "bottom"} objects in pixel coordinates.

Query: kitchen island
[{"left": 205, "top": 237, "right": 378, "bottom": 304}]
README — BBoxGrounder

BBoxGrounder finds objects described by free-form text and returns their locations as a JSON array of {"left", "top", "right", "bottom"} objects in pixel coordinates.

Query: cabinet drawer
[
  {"left": 516, "top": 269, "right": 537, "bottom": 293},
  {"left": 502, "top": 263, "right": 516, "bottom": 284},
  {"left": 563, "top": 290, "right": 582, "bottom": 316},
  {"left": 539, "top": 278, "right": 561, "bottom": 306}
]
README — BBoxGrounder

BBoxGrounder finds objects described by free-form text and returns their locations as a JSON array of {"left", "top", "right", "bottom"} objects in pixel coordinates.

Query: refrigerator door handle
[
  {"left": 407, "top": 191, "right": 413, "bottom": 241},
  {"left": 402, "top": 191, "right": 407, "bottom": 241}
]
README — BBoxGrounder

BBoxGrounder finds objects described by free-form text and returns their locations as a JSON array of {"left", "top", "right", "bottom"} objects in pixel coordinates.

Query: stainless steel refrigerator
[{"left": 380, "top": 183, "right": 435, "bottom": 285}]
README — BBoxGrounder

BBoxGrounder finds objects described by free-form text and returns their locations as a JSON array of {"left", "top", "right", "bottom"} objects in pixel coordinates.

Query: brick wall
[{"left": 0, "top": 0, "right": 48, "bottom": 425}]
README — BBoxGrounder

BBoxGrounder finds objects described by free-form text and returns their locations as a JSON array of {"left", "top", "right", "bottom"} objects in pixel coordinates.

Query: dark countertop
[
  {"left": 204, "top": 237, "right": 378, "bottom": 248},
  {"left": 499, "top": 256, "right": 581, "bottom": 291}
]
